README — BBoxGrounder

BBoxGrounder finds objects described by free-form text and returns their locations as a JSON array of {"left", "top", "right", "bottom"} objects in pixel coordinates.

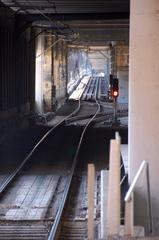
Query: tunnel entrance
[
  {"left": 67, "top": 46, "right": 110, "bottom": 97},
  {"left": 35, "top": 35, "right": 129, "bottom": 114}
]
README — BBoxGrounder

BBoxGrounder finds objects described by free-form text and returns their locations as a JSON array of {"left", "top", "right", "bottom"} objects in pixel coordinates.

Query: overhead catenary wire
[
  {"left": 26, "top": 0, "right": 79, "bottom": 54},
  {"left": 27, "top": 0, "right": 77, "bottom": 38},
  {"left": 35, "top": 30, "right": 79, "bottom": 59},
  {"left": 4, "top": 0, "right": 79, "bottom": 47}
]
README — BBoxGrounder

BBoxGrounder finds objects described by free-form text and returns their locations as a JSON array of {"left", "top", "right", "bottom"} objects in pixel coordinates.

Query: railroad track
[
  {"left": 0, "top": 222, "right": 49, "bottom": 240},
  {"left": 48, "top": 77, "right": 127, "bottom": 239},
  {"left": 66, "top": 77, "right": 103, "bottom": 125},
  {"left": 0, "top": 99, "right": 82, "bottom": 240},
  {"left": 0, "top": 76, "right": 127, "bottom": 239},
  {"left": 0, "top": 77, "right": 102, "bottom": 240},
  {"left": 66, "top": 107, "right": 128, "bottom": 126},
  {"left": 57, "top": 172, "right": 101, "bottom": 240},
  {"left": 49, "top": 77, "right": 101, "bottom": 239},
  {"left": 82, "top": 76, "right": 107, "bottom": 101},
  {"left": 0, "top": 126, "right": 83, "bottom": 239},
  {"left": 66, "top": 76, "right": 128, "bottom": 127}
]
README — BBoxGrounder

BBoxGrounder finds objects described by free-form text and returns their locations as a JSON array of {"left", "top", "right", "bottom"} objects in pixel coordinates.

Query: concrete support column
[
  {"left": 129, "top": 0, "right": 159, "bottom": 234},
  {"left": 35, "top": 32, "right": 44, "bottom": 113},
  {"left": 53, "top": 38, "right": 61, "bottom": 100},
  {"left": 54, "top": 40, "right": 59, "bottom": 85}
]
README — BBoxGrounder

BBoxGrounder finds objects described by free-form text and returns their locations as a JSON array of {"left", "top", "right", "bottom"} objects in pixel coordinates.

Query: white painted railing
[{"left": 124, "top": 160, "right": 153, "bottom": 235}]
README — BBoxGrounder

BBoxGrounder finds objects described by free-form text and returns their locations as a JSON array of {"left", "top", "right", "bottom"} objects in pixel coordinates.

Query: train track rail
[
  {"left": 0, "top": 99, "right": 82, "bottom": 240},
  {"left": 48, "top": 77, "right": 101, "bottom": 239},
  {"left": 0, "top": 77, "right": 101, "bottom": 240},
  {"left": 0, "top": 99, "right": 81, "bottom": 195},
  {"left": 0, "top": 76, "right": 127, "bottom": 239},
  {"left": 82, "top": 76, "right": 106, "bottom": 101},
  {"left": 57, "top": 171, "right": 101, "bottom": 240},
  {"left": 0, "top": 125, "right": 83, "bottom": 239},
  {"left": 67, "top": 76, "right": 128, "bottom": 127}
]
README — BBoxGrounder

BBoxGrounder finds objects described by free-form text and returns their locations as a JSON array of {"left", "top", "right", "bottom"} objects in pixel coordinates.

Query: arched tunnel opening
[{"left": 35, "top": 33, "right": 129, "bottom": 113}]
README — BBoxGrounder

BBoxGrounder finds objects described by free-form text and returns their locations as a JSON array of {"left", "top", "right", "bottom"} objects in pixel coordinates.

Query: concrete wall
[
  {"left": 0, "top": 4, "right": 35, "bottom": 121},
  {"left": 43, "top": 36, "right": 52, "bottom": 112},
  {"left": 88, "top": 50, "right": 109, "bottom": 76},
  {"left": 35, "top": 34, "right": 68, "bottom": 113},
  {"left": 111, "top": 43, "right": 129, "bottom": 104},
  {"left": 117, "top": 70, "right": 128, "bottom": 104},
  {"left": 35, "top": 32, "right": 44, "bottom": 113},
  {"left": 53, "top": 39, "right": 67, "bottom": 107},
  {"left": 129, "top": 0, "right": 159, "bottom": 234}
]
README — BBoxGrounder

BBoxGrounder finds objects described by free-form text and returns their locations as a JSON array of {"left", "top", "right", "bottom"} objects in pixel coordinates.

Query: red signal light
[
  {"left": 112, "top": 90, "right": 119, "bottom": 97},
  {"left": 110, "top": 77, "right": 119, "bottom": 98}
]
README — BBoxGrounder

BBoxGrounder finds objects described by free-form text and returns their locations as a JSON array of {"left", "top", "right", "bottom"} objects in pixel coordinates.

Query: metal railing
[{"left": 124, "top": 160, "right": 153, "bottom": 235}]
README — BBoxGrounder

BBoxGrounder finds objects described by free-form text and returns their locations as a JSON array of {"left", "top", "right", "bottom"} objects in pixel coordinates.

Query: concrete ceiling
[
  {"left": 1, "top": 0, "right": 130, "bottom": 45},
  {"left": 1, "top": 0, "right": 129, "bottom": 15}
]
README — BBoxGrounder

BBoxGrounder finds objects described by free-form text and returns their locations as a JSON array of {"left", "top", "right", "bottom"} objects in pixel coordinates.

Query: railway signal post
[{"left": 111, "top": 77, "right": 119, "bottom": 126}]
